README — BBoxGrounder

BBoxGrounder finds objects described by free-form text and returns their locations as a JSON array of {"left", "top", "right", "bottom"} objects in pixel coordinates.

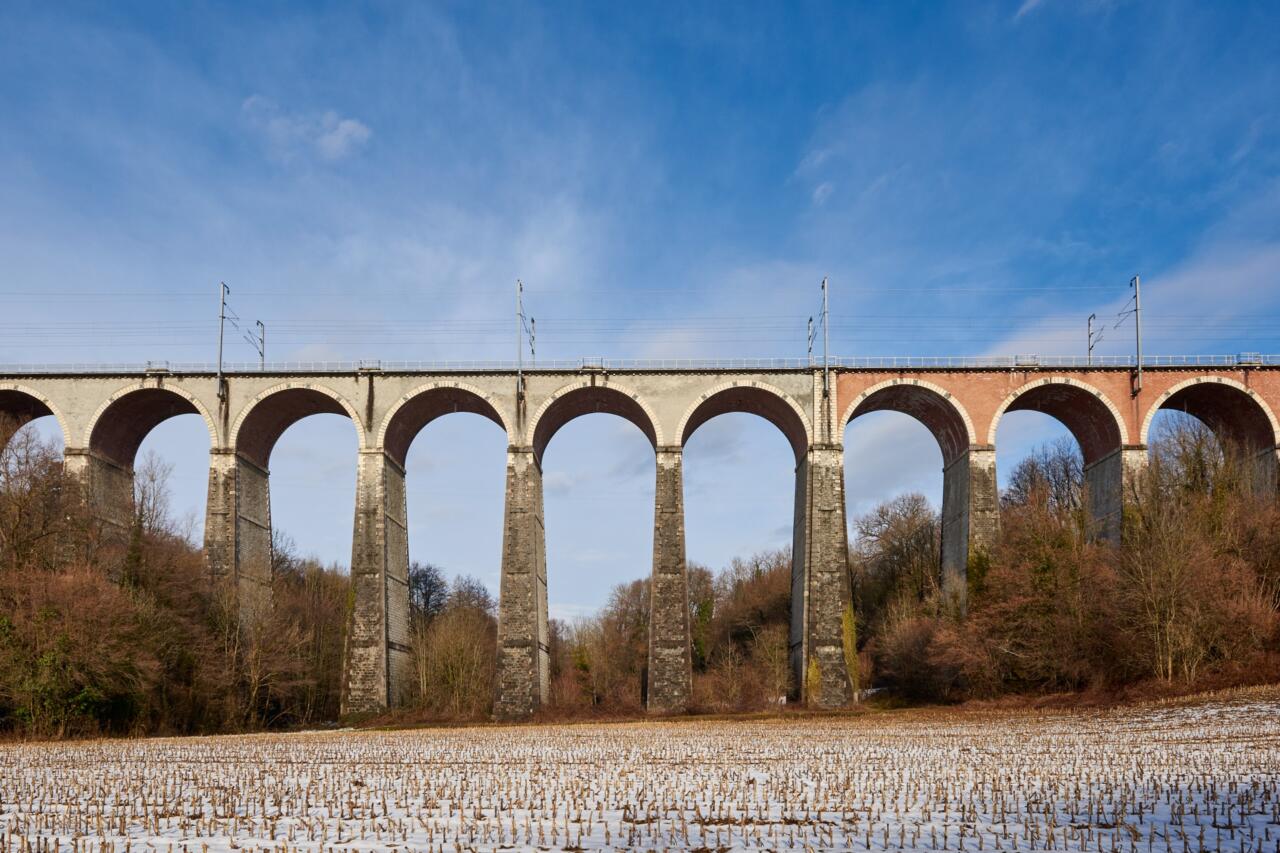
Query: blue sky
[{"left": 3, "top": 2, "right": 1279, "bottom": 616}]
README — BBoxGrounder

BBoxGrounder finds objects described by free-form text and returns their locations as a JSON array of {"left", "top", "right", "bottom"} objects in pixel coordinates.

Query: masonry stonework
[
  {"left": 202, "top": 451, "right": 273, "bottom": 622},
  {"left": 494, "top": 448, "right": 549, "bottom": 720},
  {"left": 647, "top": 448, "right": 692, "bottom": 713},
  {"left": 2, "top": 364, "right": 1277, "bottom": 719},
  {"left": 792, "top": 446, "right": 855, "bottom": 707},
  {"left": 941, "top": 447, "right": 999, "bottom": 611},
  {"left": 342, "top": 450, "right": 413, "bottom": 715}
]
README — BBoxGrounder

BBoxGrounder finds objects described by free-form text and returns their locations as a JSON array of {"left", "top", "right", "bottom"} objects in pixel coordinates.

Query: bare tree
[
  {"left": 132, "top": 451, "right": 173, "bottom": 537},
  {"left": 751, "top": 623, "right": 792, "bottom": 703},
  {"left": 409, "top": 561, "right": 448, "bottom": 625},
  {"left": 1002, "top": 436, "right": 1084, "bottom": 514}
]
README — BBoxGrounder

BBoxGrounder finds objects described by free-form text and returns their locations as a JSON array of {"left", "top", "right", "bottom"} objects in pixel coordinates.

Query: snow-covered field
[{"left": 2, "top": 690, "right": 1279, "bottom": 852}]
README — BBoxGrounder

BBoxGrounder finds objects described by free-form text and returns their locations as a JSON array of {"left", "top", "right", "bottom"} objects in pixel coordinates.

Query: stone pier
[
  {"left": 791, "top": 446, "right": 854, "bottom": 708},
  {"left": 342, "top": 449, "right": 413, "bottom": 715},
  {"left": 646, "top": 448, "right": 692, "bottom": 713},
  {"left": 494, "top": 447, "right": 549, "bottom": 720},
  {"left": 203, "top": 450, "right": 273, "bottom": 622},
  {"left": 940, "top": 446, "right": 999, "bottom": 610}
]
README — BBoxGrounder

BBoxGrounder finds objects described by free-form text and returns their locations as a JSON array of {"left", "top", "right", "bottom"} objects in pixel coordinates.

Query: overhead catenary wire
[{"left": 2, "top": 275, "right": 1275, "bottom": 360}]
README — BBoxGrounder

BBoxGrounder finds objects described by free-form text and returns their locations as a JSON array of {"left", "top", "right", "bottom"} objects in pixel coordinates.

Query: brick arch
[
  {"left": 1140, "top": 376, "right": 1280, "bottom": 451},
  {"left": 988, "top": 377, "right": 1129, "bottom": 466},
  {"left": 840, "top": 378, "right": 976, "bottom": 464},
  {"left": 527, "top": 380, "right": 663, "bottom": 464},
  {"left": 85, "top": 382, "right": 219, "bottom": 469},
  {"left": 677, "top": 380, "right": 812, "bottom": 463},
  {"left": 377, "top": 381, "right": 511, "bottom": 468},
  {"left": 230, "top": 382, "right": 365, "bottom": 470},
  {"left": 0, "top": 383, "right": 73, "bottom": 450}
]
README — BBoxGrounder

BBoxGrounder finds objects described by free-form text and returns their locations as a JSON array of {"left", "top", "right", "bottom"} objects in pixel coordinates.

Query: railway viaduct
[{"left": 1, "top": 358, "right": 1278, "bottom": 718}]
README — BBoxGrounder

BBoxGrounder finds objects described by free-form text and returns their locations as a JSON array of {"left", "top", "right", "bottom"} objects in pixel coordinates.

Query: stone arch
[
  {"left": 987, "top": 377, "right": 1128, "bottom": 465},
  {"left": 0, "top": 383, "right": 73, "bottom": 450},
  {"left": 677, "top": 380, "right": 812, "bottom": 462},
  {"left": 85, "top": 382, "right": 219, "bottom": 469},
  {"left": 527, "top": 380, "right": 663, "bottom": 463},
  {"left": 377, "top": 382, "right": 512, "bottom": 468},
  {"left": 230, "top": 382, "right": 365, "bottom": 470},
  {"left": 1140, "top": 376, "right": 1279, "bottom": 451},
  {"left": 840, "top": 378, "right": 977, "bottom": 463}
]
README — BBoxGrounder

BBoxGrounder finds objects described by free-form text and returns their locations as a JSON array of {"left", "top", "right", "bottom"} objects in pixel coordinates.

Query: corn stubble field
[{"left": 1, "top": 690, "right": 1278, "bottom": 853}]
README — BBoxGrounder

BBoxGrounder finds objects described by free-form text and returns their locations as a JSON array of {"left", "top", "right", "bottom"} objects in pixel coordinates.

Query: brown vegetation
[
  {"left": 0, "top": 418, "right": 348, "bottom": 737},
  {"left": 873, "top": 414, "right": 1280, "bottom": 702}
]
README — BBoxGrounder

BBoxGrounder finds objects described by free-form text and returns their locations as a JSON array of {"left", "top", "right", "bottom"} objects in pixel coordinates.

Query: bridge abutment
[
  {"left": 494, "top": 447, "right": 549, "bottom": 720},
  {"left": 341, "top": 449, "right": 413, "bottom": 716},
  {"left": 647, "top": 448, "right": 692, "bottom": 713}
]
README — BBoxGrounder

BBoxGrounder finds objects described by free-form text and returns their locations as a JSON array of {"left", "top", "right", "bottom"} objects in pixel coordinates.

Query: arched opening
[
  {"left": 0, "top": 388, "right": 64, "bottom": 445},
  {"left": 0, "top": 390, "right": 71, "bottom": 573},
  {"left": 228, "top": 387, "right": 360, "bottom": 610},
  {"left": 680, "top": 384, "right": 809, "bottom": 708},
  {"left": 0, "top": 388, "right": 66, "bottom": 455},
  {"left": 842, "top": 383, "right": 971, "bottom": 650},
  {"left": 133, "top": 415, "right": 216, "bottom": 541},
  {"left": 1144, "top": 379, "right": 1279, "bottom": 495},
  {"left": 526, "top": 383, "right": 657, "bottom": 712},
  {"left": 680, "top": 385, "right": 807, "bottom": 463},
  {"left": 532, "top": 384, "right": 658, "bottom": 465},
  {"left": 234, "top": 387, "right": 352, "bottom": 471},
  {"left": 87, "top": 387, "right": 216, "bottom": 533},
  {"left": 381, "top": 386, "right": 508, "bottom": 714},
  {"left": 993, "top": 380, "right": 1127, "bottom": 540},
  {"left": 994, "top": 412, "right": 1078, "bottom": 506}
]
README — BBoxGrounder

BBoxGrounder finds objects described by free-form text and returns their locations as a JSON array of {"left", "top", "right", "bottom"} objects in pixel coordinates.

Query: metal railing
[{"left": 0, "top": 354, "right": 1277, "bottom": 375}]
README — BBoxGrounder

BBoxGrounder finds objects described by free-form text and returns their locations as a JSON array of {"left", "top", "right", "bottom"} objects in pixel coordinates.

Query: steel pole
[
  {"left": 217, "top": 282, "right": 228, "bottom": 400},
  {"left": 516, "top": 279, "right": 524, "bottom": 399},
  {"left": 821, "top": 277, "right": 830, "bottom": 397},
  {"left": 1132, "top": 275, "right": 1143, "bottom": 394}
]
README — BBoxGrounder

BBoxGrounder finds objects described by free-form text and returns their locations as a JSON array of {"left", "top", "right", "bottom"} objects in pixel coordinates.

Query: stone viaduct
[{"left": 1, "top": 358, "right": 1277, "bottom": 718}]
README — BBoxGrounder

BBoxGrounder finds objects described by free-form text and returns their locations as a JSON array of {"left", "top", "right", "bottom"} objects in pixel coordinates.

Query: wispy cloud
[
  {"left": 1013, "top": 0, "right": 1046, "bottom": 21},
  {"left": 241, "top": 95, "right": 372, "bottom": 162}
]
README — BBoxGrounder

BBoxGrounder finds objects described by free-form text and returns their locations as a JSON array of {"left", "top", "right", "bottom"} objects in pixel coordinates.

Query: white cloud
[
  {"left": 315, "top": 112, "right": 373, "bottom": 160},
  {"left": 1014, "top": 0, "right": 1046, "bottom": 20},
  {"left": 241, "top": 95, "right": 372, "bottom": 162}
]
